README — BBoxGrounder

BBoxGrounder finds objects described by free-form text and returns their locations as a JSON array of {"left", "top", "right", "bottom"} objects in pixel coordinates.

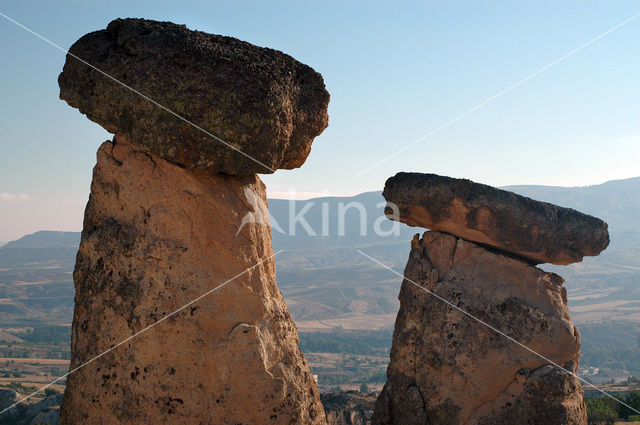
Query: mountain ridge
[
  {"left": 2, "top": 231, "right": 80, "bottom": 250},
  {"left": 1, "top": 176, "right": 638, "bottom": 328},
  {"left": 4, "top": 176, "right": 638, "bottom": 253}
]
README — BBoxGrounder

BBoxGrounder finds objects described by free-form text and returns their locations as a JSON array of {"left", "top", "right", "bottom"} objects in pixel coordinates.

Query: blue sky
[{"left": 0, "top": 1, "right": 639, "bottom": 240}]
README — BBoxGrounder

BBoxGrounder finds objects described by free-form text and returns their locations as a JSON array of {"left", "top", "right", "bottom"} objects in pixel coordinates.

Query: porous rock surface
[
  {"left": 60, "top": 137, "right": 326, "bottom": 424},
  {"left": 372, "top": 231, "right": 587, "bottom": 425},
  {"left": 383, "top": 172, "right": 609, "bottom": 265},
  {"left": 58, "top": 18, "right": 330, "bottom": 175}
]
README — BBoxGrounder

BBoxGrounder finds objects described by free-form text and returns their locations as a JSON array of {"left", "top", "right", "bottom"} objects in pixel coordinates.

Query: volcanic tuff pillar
[
  {"left": 373, "top": 172, "right": 609, "bottom": 425},
  {"left": 58, "top": 18, "right": 329, "bottom": 425},
  {"left": 61, "top": 137, "right": 325, "bottom": 424}
]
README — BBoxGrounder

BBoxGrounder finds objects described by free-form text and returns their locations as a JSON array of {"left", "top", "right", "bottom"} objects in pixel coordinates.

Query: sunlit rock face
[
  {"left": 60, "top": 137, "right": 326, "bottom": 424},
  {"left": 372, "top": 232, "right": 587, "bottom": 425}
]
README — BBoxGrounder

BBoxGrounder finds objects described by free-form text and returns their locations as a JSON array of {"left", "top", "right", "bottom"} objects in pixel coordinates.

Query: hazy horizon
[
  {"left": 1, "top": 1, "right": 639, "bottom": 241},
  {"left": 1, "top": 174, "right": 639, "bottom": 242}
]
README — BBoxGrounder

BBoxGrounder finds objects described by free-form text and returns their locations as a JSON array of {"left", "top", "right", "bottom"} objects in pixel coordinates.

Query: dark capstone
[
  {"left": 383, "top": 172, "right": 610, "bottom": 265},
  {"left": 59, "top": 18, "right": 329, "bottom": 175}
]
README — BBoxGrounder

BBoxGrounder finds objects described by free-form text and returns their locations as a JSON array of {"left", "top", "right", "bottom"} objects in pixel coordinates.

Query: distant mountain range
[
  {"left": 0, "top": 176, "right": 638, "bottom": 328},
  {"left": 0, "top": 231, "right": 79, "bottom": 326},
  {"left": 0, "top": 231, "right": 79, "bottom": 267},
  {"left": 505, "top": 177, "right": 640, "bottom": 252}
]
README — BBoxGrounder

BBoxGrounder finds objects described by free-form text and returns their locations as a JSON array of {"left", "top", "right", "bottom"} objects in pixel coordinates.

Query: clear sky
[{"left": 0, "top": 1, "right": 639, "bottom": 241}]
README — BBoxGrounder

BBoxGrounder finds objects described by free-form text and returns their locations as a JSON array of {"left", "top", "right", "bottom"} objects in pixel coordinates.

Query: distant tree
[
  {"left": 586, "top": 396, "right": 619, "bottom": 424},
  {"left": 619, "top": 391, "right": 640, "bottom": 420},
  {"left": 44, "top": 387, "right": 59, "bottom": 397},
  {"left": 359, "top": 382, "right": 370, "bottom": 393},
  {"left": 587, "top": 408, "right": 616, "bottom": 425}
]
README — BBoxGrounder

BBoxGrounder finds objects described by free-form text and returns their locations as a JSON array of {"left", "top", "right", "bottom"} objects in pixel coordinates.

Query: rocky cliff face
[
  {"left": 374, "top": 172, "right": 606, "bottom": 425},
  {"left": 59, "top": 17, "right": 329, "bottom": 425}
]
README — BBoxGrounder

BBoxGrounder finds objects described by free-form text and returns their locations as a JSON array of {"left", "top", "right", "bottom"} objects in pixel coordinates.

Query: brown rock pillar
[
  {"left": 372, "top": 232, "right": 587, "bottom": 425},
  {"left": 58, "top": 17, "right": 330, "bottom": 425},
  {"left": 61, "top": 138, "right": 326, "bottom": 424},
  {"left": 373, "top": 172, "right": 609, "bottom": 425}
]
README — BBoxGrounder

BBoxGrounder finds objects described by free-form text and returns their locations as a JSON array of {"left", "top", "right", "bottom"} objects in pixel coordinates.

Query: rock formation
[
  {"left": 59, "top": 18, "right": 329, "bottom": 175},
  {"left": 59, "top": 18, "right": 329, "bottom": 425},
  {"left": 322, "top": 390, "right": 377, "bottom": 425},
  {"left": 383, "top": 172, "right": 609, "bottom": 265},
  {"left": 373, "top": 172, "right": 609, "bottom": 425},
  {"left": 0, "top": 389, "right": 62, "bottom": 425}
]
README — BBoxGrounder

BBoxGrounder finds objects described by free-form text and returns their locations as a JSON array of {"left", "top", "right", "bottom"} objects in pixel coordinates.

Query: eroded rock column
[
  {"left": 58, "top": 18, "right": 329, "bottom": 425},
  {"left": 373, "top": 173, "right": 609, "bottom": 425}
]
